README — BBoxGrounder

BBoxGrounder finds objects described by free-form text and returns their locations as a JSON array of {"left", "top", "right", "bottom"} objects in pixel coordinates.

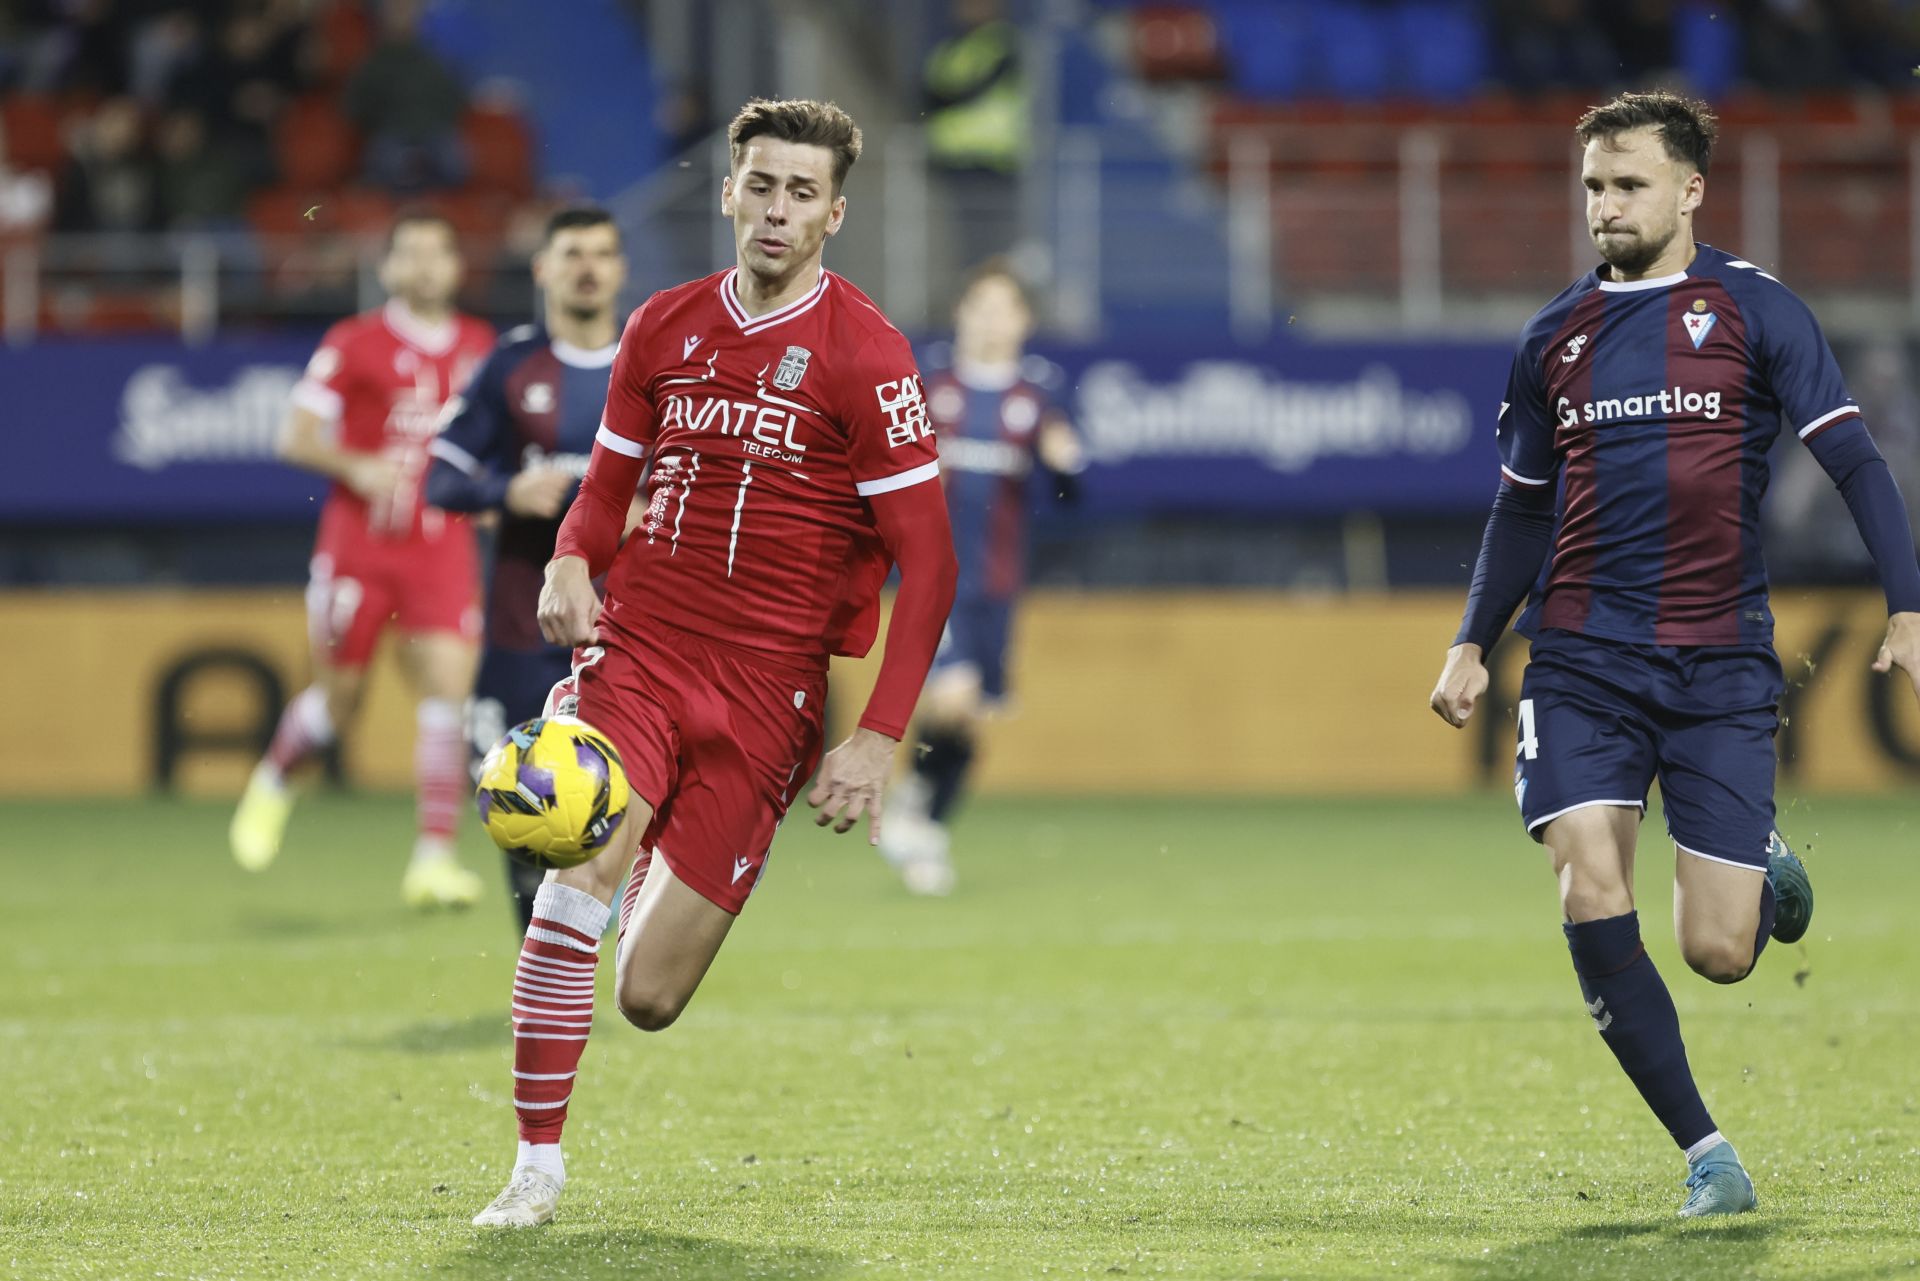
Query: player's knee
[
  {"left": 1556, "top": 869, "right": 1633, "bottom": 923},
  {"left": 615, "top": 983, "right": 684, "bottom": 1032},
  {"left": 1681, "top": 935, "right": 1754, "bottom": 984}
]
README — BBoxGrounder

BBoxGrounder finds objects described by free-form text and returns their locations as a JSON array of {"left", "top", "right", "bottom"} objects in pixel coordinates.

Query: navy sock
[
  {"left": 913, "top": 727, "right": 976, "bottom": 824},
  {"left": 1752, "top": 880, "right": 1777, "bottom": 968},
  {"left": 1564, "top": 912, "right": 1717, "bottom": 1152}
]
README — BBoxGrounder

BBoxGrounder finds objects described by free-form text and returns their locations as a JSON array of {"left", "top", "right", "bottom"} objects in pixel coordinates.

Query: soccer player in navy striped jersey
[
  {"left": 1430, "top": 92, "right": 1920, "bottom": 1216},
  {"left": 424, "top": 205, "right": 635, "bottom": 929}
]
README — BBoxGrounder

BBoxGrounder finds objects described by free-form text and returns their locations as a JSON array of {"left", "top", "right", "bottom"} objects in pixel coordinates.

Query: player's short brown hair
[
  {"left": 385, "top": 210, "right": 458, "bottom": 255},
  {"left": 727, "top": 98, "right": 863, "bottom": 193},
  {"left": 542, "top": 203, "right": 620, "bottom": 247},
  {"left": 1576, "top": 90, "right": 1719, "bottom": 176},
  {"left": 956, "top": 256, "right": 1032, "bottom": 313}
]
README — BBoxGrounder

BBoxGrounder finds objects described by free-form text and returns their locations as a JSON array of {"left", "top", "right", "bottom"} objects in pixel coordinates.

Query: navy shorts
[
  {"left": 467, "top": 643, "right": 574, "bottom": 764},
  {"left": 931, "top": 595, "right": 1015, "bottom": 702},
  {"left": 1514, "top": 629, "right": 1783, "bottom": 869}
]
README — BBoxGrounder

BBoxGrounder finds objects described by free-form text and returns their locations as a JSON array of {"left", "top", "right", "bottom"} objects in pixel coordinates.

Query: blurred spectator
[
  {"left": 47, "top": 0, "right": 129, "bottom": 95},
  {"left": 1490, "top": 0, "right": 1622, "bottom": 91},
  {"left": 167, "top": 6, "right": 304, "bottom": 190},
  {"left": 922, "top": 0, "right": 1028, "bottom": 269},
  {"left": 1742, "top": 0, "right": 1851, "bottom": 90},
  {"left": 129, "top": 7, "right": 202, "bottom": 106},
  {"left": 343, "top": 0, "right": 467, "bottom": 192},
  {"left": 54, "top": 97, "right": 159, "bottom": 233},
  {"left": 155, "top": 107, "right": 248, "bottom": 230},
  {"left": 1829, "top": 0, "right": 1920, "bottom": 86},
  {"left": 1597, "top": 0, "right": 1676, "bottom": 82}
]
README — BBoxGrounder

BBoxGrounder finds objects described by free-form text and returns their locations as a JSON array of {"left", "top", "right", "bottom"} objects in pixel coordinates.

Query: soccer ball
[{"left": 475, "top": 716, "right": 631, "bottom": 868}]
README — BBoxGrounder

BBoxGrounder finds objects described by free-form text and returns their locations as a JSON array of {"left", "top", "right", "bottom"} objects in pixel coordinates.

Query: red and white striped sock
[
  {"left": 511, "top": 882, "right": 610, "bottom": 1164},
  {"left": 263, "top": 685, "right": 333, "bottom": 779},
  {"left": 415, "top": 698, "right": 465, "bottom": 844}
]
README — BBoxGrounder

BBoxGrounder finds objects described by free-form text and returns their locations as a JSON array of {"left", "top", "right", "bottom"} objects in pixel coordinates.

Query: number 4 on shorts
[{"left": 1516, "top": 698, "right": 1540, "bottom": 761}]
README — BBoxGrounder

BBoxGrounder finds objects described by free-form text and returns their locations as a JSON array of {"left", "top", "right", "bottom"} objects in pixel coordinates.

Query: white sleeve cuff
[
  {"left": 595, "top": 423, "right": 646, "bottom": 458},
  {"left": 290, "top": 379, "right": 343, "bottom": 421},
  {"left": 1797, "top": 405, "right": 1860, "bottom": 440},
  {"left": 429, "top": 437, "right": 480, "bottom": 475},
  {"left": 1500, "top": 465, "right": 1552, "bottom": 487},
  {"left": 855, "top": 460, "right": 940, "bottom": 497}
]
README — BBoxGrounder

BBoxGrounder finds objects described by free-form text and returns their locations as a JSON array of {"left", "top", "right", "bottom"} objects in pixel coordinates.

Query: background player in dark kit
[
  {"left": 880, "top": 258, "right": 1083, "bottom": 895},
  {"left": 426, "top": 205, "right": 637, "bottom": 929}
]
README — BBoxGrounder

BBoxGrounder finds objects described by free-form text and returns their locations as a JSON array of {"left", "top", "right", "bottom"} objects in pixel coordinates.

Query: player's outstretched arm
[
  {"left": 808, "top": 480, "right": 958, "bottom": 845},
  {"left": 1872, "top": 612, "right": 1920, "bottom": 710}
]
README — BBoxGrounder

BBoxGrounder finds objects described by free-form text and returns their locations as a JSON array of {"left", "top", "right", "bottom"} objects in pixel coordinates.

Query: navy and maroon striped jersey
[
  {"left": 1502, "top": 243, "right": 1860, "bottom": 647},
  {"left": 429, "top": 324, "right": 616, "bottom": 652}
]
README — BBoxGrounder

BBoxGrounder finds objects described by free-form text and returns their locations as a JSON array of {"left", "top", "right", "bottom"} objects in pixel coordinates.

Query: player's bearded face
[
  {"left": 1583, "top": 129, "right": 1700, "bottom": 277},
  {"left": 723, "top": 139, "right": 845, "bottom": 282},
  {"left": 538, "top": 225, "right": 627, "bottom": 321},
  {"left": 382, "top": 224, "right": 463, "bottom": 310}
]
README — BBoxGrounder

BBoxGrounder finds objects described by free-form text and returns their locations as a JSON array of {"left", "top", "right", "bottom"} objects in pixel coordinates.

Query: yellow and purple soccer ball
[{"left": 475, "top": 715, "right": 630, "bottom": 869}]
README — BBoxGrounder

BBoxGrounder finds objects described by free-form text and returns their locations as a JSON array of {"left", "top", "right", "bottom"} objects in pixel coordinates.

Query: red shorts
[
  {"left": 308, "top": 504, "right": 480, "bottom": 667},
  {"left": 545, "top": 611, "right": 828, "bottom": 915}
]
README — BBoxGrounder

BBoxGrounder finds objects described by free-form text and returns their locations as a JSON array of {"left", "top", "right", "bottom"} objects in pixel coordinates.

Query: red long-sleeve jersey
[{"left": 555, "top": 268, "right": 956, "bottom": 738}]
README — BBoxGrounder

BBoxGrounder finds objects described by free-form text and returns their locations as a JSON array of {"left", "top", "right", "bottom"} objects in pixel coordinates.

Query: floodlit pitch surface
[{"left": 3, "top": 792, "right": 1915, "bottom": 1280}]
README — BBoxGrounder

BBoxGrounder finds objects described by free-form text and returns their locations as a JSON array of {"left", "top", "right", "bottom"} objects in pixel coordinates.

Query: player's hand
[
  {"left": 342, "top": 453, "right": 402, "bottom": 503},
  {"left": 1871, "top": 611, "right": 1920, "bottom": 709},
  {"left": 506, "top": 467, "right": 576, "bottom": 519},
  {"left": 1430, "top": 642, "right": 1489, "bottom": 728},
  {"left": 807, "top": 727, "right": 897, "bottom": 845},
  {"left": 537, "top": 556, "right": 602, "bottom": 646}
]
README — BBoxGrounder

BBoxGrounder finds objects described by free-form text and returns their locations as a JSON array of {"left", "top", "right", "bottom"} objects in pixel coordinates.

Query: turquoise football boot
[
  {"left": 1678, "top": 1143, "right": 1757, "bottom": 1217},
  {"left": 1766, "top": 830, "right": 1813, "bottom": 945}
]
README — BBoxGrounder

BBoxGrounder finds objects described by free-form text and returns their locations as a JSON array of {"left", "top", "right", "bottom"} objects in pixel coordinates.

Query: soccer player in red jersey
[
  {"left": 230, "top": 213, "right": 497, "bottom": 909},
  {"left": 472, "top": 99, "right": 957, "bottom": 1227}
]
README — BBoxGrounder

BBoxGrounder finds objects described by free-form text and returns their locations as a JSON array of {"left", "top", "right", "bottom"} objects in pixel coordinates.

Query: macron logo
[
  {"left": 732, "top": 856, "right": 753, "bottom": 885},
  {"left": 684, "top": 335, "right": 703, "bottom": 361}
]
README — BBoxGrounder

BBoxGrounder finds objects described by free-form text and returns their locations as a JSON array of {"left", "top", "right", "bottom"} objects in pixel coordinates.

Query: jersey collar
[
  {"left": 551, "top": 337, "right": 618, "bottom": 368},
  {"left": 383, "top": 299, "right": 457, "bottom": 354},
  {"left": 719, "top": 267, "right": 832, "bottom": 335}
]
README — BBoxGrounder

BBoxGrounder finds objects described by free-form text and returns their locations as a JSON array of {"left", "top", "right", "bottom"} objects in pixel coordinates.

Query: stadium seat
[
  {"left": 315, "top": 0, "right": 374, "bottom": 86},
  {"left": 276, "top": 97, "right": 361, "bottom": 190},
  {"left": 1130, "top": 5, "right": 1225, "bottom": 82},
  {"left": 1, "top": 96, "right": 66, "bottom": 174},
  {"left": 462, "top": 107, "right": 533, "bottom": 198}
]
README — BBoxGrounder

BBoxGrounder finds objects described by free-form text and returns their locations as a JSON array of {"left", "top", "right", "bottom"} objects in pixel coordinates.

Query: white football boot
[{"left": 471, "top": 1168, "right": 562, "bottom": 1227}]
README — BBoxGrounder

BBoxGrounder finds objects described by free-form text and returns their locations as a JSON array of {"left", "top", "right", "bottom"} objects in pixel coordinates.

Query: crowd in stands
[{"left": 0, "top": 0, "right": 545, "bottom": 324}]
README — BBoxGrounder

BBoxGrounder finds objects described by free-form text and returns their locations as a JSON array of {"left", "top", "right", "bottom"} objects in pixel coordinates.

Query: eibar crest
[
  {"left": 1682, "top": 310, "right": 1718, "bottom": 349},
  {"left": 773, "top": 345, "right": 812, "bottom": 391}
]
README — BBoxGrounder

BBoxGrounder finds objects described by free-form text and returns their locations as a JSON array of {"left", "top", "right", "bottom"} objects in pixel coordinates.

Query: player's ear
[
  {"left": 721, "top": 175, "right": 736, "bottom": 219},
  {"left": 825, "top": 194, "right": 845, "bottom": 238},
  {"left": 1681, "top": 168, "right": 1704, "bottom": 216}
]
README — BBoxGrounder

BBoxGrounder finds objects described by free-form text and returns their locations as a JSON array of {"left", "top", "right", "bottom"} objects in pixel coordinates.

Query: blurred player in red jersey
[
  {"left": 472, "top": 99, "right": 957, "bottom": 1228},
  {"left": 230, "top": 213, "right": 496, "bottom": 910}
]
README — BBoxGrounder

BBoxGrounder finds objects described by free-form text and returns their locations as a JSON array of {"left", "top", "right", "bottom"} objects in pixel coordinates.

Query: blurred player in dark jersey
[
  {"left": 470, "top": 99, "right": 956, "bottom": 1228},
  {"left": 879, "top": 259, "right": 1082, "bottom": 894},
  {"left": 1429, "top": 92, "right": 1920, "bottom": 1217},
  {"left": 230, "top": 214, "right": 494, "bottom": 909},
  {"left": 425, "top": 205, "right": 639, "bottom": 930}
]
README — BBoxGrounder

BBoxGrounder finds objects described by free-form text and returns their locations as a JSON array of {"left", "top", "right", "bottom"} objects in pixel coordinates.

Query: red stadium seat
[
  {"left": 315, "top": 0, "right": 374, "bottom": 86},
  {"left": 276, "top": 96, "right": 361, "bottom": 190},
  {"left": 2, "top": 95, "right": 66, "bottom": 173},
  {"left": 1131, "top": 5, "right": 1225, "bottom": 83},
  {"left": 463, "top": 107, "right": 533, "bottom": 197}
]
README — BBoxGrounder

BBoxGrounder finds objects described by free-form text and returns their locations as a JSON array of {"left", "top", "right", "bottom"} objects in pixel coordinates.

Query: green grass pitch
[{"left": 3, "top": 791, "right": 1917, "bottom": 1280}]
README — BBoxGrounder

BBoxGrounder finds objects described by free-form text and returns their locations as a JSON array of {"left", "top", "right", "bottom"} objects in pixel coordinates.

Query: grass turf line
[{"left": 1, "top": 793, "right": 1916, "bottom": 1280}]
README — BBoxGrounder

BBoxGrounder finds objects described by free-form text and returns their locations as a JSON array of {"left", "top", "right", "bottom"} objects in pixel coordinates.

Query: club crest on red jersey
[{"left": 773, "top": 345, "right": 812, "bottom": 391}]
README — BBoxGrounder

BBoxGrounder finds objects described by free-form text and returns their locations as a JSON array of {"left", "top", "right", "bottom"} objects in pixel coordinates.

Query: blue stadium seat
[{"left": 1396, "top": 1, "right": 1488, "bottom": 101}]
